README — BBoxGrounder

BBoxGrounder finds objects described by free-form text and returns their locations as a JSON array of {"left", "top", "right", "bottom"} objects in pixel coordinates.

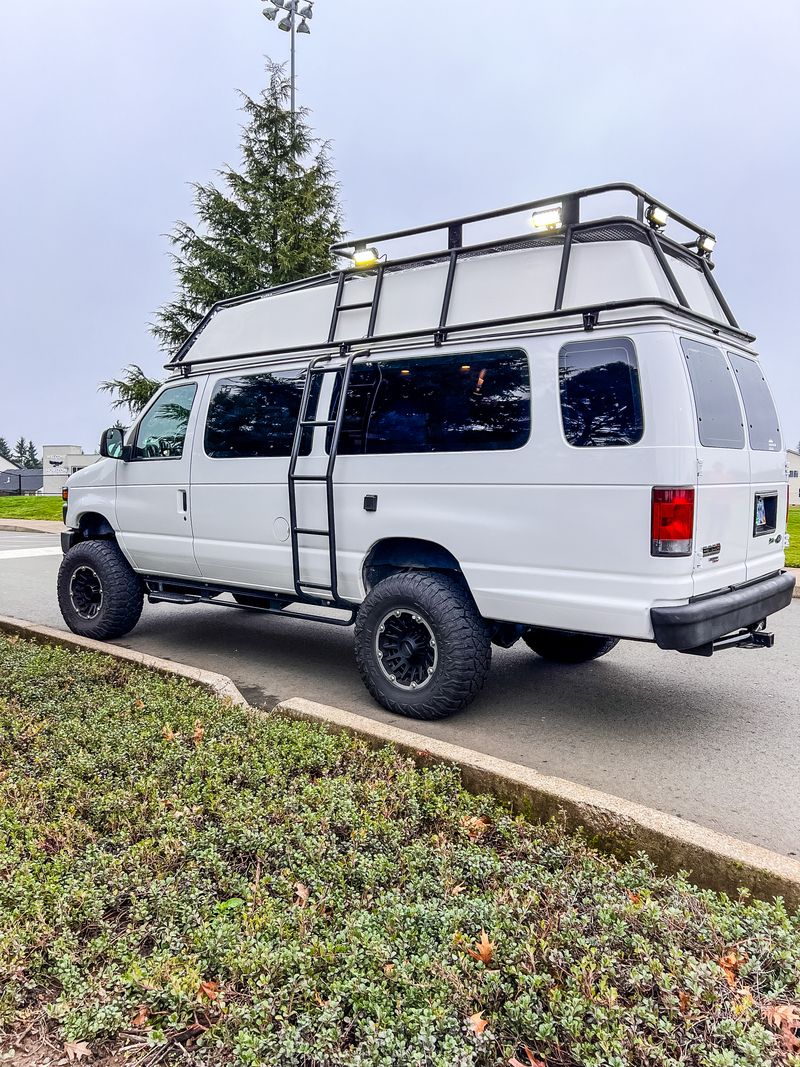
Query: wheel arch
[
  {"left": 73, "top": 510, "right": 117, "bottom": 542},
  {"left": 362, "top": 536, "right": 463, "bottom": 593}
]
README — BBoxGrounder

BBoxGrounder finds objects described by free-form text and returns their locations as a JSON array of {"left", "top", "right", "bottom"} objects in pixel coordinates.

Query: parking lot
[{"left": 1, "top": 529, "right": 798, "bottom": 857}]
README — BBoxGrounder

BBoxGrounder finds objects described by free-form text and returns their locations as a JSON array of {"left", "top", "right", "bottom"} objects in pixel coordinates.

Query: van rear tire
[
  {"left": 57, "top": 540, "right": 144, "bottom": 641},
  {"left": 354, "top": 571, "right": 491, "bottom": 720},
  {"left": 524, "top": 628, "right": 619, "bottom": 664}
]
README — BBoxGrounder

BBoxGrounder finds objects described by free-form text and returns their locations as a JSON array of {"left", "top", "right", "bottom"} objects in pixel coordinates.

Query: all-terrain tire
[
  {"left": 354, "top": 571, "right": 491, "bottom": 720},
  {"left": 57, "top": 540, "right": 144, "bottom": 640},
  {"left": 523, "top": 627, "right": 619, "bottom": 664}
]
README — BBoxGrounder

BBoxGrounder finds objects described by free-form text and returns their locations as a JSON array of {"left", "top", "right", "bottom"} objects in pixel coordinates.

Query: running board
[{"left": 144, "top": 578, "right": 355, "bottom": 627}]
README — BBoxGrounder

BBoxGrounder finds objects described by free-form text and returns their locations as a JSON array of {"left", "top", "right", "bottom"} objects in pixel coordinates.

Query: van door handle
[{"left": 178, "top": 489, "right": 188, "bottom": 514}]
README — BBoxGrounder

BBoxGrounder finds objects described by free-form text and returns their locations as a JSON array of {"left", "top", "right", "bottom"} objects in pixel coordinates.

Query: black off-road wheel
[
  {"left": 57, "top": 540, "right": 144, "bottom": 640},
  {"left": 523, "top": 627, "right": 619, "bottom": 664},
  {"left": 355, "top": 571, "right": 491, "bottom": 720}
]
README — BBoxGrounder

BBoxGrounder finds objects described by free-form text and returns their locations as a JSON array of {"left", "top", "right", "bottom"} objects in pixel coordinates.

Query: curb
[
  {"left": 0, "top": 519, "right": 67, "bottom": 535},
  {"left": 1, "top": 616, "right": 798, "bottom": 908},
  {"left": 274, "top": 697, "right": 800, "bottom": 909},
  {"left": 790, "top": 568, "right": 800, "bottom": 598},
  {"left": 0, "top": 616, "right": 247, "bottom": 708}
]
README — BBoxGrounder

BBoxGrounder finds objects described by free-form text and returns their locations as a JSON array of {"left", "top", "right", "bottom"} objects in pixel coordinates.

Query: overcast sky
[{"left": 1, "top": 0, "right": 798, "bottom": 454}]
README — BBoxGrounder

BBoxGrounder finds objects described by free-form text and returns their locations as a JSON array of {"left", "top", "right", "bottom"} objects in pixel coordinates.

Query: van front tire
[
  {"left": 355, "top": 571, "right": 491, "bottom": 720},
  {"left": 524, "top": 627, "right": 619, "bottom": 664},
  {"left": 57, "top": 541, "right": 144, "bottom": 641}
]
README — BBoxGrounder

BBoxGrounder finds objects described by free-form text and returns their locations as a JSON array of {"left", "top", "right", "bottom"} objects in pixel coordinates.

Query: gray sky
[{"left": 1, "top": 0, "right": 798, "bottom": 453}]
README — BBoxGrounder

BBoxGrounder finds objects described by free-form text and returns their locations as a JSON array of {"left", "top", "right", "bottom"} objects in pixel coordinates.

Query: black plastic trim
[{"left": 650, "top": 571, "right": 795, "bottom": 651}]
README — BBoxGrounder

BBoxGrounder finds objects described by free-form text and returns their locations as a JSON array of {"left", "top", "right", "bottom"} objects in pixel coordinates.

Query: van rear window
[
  {"left": 558, "top": 338, "right": 643, "bottom": 447},
  {"left": 680, "top": 338, "right": 744, "bottom": 449},
  {"left": 728, "top": 353, "right": 782, "bottom": 452},
  {"left": 330, "top": 350, "right": 530, "bottom": 456}
]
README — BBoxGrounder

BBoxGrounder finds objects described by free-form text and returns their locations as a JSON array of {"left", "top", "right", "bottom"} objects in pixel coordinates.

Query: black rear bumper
[{"left": 650, "top": 571, "right": 795, "bottom": 652}]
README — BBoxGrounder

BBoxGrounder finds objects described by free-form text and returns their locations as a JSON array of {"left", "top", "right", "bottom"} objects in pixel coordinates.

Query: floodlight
[
  {"left": 352, "top": 247, "right": 380, "bottom": 269},
  {"left": 530, "top": 205, "right": 562, "bottom": 232},
  {"left": 298, "top": 2, "right": 314, "bottom": 15},
  {"left": 697, "top": 234, "right": 716, "bottom": 254},
  {"left": 297, "top": 18, "right": 311, "bottom": 33},
  {"left": 262, "top": 5, "right": 278, "bottom": 20},
  {"left": 278, "top": 14, "right": 293, "bottom": 30},
  {"left": 646, "top": 204, "right": 669, "bottom": 229}
]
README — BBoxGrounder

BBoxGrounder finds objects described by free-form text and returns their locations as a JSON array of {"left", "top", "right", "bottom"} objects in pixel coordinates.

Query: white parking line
[{"left": 0, "top": 547, "right": 62, "bottom": 560}]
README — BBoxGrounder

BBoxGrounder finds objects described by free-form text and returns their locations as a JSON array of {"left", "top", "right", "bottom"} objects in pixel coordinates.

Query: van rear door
[
  {"left": 680, "top": 337, "right": 750, "bottom": 594},
  {"left": 728, "top": 351, "right": 786, "bottom": 581}
]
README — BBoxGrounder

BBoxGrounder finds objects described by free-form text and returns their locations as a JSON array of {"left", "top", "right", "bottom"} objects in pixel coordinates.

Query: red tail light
[
  {"left": 651, "top": 487, "right": 695, "bottom": 557},
  {"left": 62, "top": 488, "right": 69, "bottom": 502}
]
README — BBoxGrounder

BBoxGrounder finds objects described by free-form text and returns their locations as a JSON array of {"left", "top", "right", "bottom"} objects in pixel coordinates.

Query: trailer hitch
[{"left": 681, "top": 621, "right": 774, "bottom": 658}]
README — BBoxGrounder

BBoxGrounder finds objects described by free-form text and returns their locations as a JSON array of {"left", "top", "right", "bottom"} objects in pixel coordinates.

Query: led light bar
[{"left": 530, "top": 205, "right": 563, "bottom": 232}]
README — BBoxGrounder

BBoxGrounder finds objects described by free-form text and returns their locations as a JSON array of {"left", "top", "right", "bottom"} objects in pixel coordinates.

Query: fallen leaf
[
  {"left": 467, "top": 930, "right": 495, "bottom": 966},
  {"left": 678, "top": 990, "right": 691, "bottom": 1015},
  {"left": 734, "top": 989, "right": 754, "bottom": 1016},
  {"left": 133, "top": 698, "right": 144, "bottom": 710},
  {"left": 626, "top": 890, "right": 642, "bottom": 906},
  {"left": 450, "top": 883, "right": 467, "bottom": 896},
  {"left": 294, "top": 881, "right": 310, "bottom": 907},
  {"left": 761, "top": 1004, "right": 800, "bottom": 1053},
  {"left": 198, "top": 980, "right": 219, "bottom": 1001},
  {"left": 467, "top": 1011, "right": 488, "bottom": 1035},
  {"left": 718, "top": 949, "right": 744, "bottom": 989},
  {"left": 383, "top": 963, "right": 395, "bottom": 976},
  {"left": 130, "top": 1004, "right": 150, "bottom": 1027},
  {"left": 508, "top": 1047, "right": 546, "bottom": 1067},
  {"left": 162, "top": 725, "right": 175, "bottom": 741},
  {"left": 192, "top": 720, "right": 205, "bottom": 745},
  {"left": 461, "top": 815, "right": 490, "bottom": 840},
  {"left": 64, "top": 1040, "right": 92, "bottom": 1062}
]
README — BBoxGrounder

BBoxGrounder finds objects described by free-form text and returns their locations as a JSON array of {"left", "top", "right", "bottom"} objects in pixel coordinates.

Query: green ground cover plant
[
  {"left": 785, "top": 509, "right": 800, "bottom": 568},
  {"left": 0, "top": 496, "right": 62, "bottom": 521},
  {"left": 0, "top": 634, "right": 798, "bottom": 1066}
]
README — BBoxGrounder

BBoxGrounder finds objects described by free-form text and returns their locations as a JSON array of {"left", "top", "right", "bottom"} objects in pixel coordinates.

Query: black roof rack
[{"left": 170, "top": 182, "right": 752, "bottom": 372}]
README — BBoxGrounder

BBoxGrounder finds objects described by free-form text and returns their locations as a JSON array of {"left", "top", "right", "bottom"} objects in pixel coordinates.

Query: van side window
[
  {"left": 728, "top": 353, "right": 782, "bottom": 452},
  {"left": 680, "top": 338, "right": 744, "bottom": 449},
  {"left": 204, "top": 370, "right": 317, "bottom": 459},
  {"left": 558, "top": 338, "right": 643, "bottom": 447},
  {"left": 330, "top": 350, "right": 530, "bottom": 455},
  {"left": 133, "top": 383, "right": 197, "bottom": 460}
]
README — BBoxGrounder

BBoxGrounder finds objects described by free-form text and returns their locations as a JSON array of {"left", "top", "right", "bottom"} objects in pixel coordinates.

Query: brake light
[
  {"left": 62, "top": 488, "right": 69, "bottom": 502},
  {"left": 651, "top": 487, "right": 694, "bottom": 557}
]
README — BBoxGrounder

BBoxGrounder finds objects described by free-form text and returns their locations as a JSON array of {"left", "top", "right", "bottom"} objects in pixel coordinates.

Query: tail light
[
  {"left": 651, "top": 487, "right": 695, "bottom": 557},
  {"left": 62, "top": 488, "right": 69, "bottom": 502}
]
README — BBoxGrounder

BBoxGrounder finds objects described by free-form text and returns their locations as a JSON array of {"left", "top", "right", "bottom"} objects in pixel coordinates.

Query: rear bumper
[{"left": 650, "top": 571, "right": 795, "bottom": 652}]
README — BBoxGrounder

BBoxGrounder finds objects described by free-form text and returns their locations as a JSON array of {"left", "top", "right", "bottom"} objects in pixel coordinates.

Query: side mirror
[{"left": 100, "top": 427, "right": 126, "bottom": 460}]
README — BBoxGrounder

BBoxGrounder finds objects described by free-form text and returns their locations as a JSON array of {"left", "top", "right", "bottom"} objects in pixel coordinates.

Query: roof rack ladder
[
  {"left": 287, "top": 352, "right": 358, "bottom": 611},
  {"left": 327, "top": 265, "right": 385, "bottom": 345}
]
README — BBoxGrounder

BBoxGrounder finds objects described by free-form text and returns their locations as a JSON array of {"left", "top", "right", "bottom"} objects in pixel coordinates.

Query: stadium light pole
[{"left": 260, "top": 0, "right": 313, "bottom": 120}]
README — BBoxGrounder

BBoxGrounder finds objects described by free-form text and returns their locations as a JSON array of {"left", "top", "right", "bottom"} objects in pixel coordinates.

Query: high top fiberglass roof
[{"left": 172, "top": 182, "right": 751, "bottom": 372}]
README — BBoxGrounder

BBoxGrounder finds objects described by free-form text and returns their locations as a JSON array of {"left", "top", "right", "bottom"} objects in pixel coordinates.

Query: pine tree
[
  {"left": 24, "top": 441, "right": 40, "bottom": 469},
  {"left": 0, "top": 436, "right": 12, "bottom": 463},
  {"left": 12, "top": 437, "right": 27, "bottom": 469},
  {"left": 151, "top": 62, "right": 343, "bottom": 358},
  {"left": 99, "top": 365, "right": 162, "bottom": 419}
]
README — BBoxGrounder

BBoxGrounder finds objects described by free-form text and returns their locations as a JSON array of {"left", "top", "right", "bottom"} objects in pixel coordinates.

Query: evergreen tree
[
  {"left": 12, "top": 437, "right": 27, "bottom": 469},
  {"left": 99, "top": 365, "right": 162, "bottom": 419},
  {"left": 0, "top": 436, "right": 12, "bottom": 463},
  {"left": 151, "top": 62, "right": 343, "bottom": 358},
  {"left": 25, "top": 441, "right": 40, "bottom": 469}
]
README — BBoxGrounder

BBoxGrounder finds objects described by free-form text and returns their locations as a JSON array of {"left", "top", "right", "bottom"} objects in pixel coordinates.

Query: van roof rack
[{"left": 170, "top": 181, "right": 752, "bottom": 372}]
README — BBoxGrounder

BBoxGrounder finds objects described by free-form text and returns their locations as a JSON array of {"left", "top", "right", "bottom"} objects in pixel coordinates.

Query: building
[
  {"left": 0, "top": 457, "right": 19, "bottom": 474},
  {"left": 0, "top": 467, "right": 43, "bottom": 495},
  {"left": 788, "top": 448, "right": 800, "bottom": 507},
  {"left": 42, "top": 445, "right": 99, "bottom": 496}
]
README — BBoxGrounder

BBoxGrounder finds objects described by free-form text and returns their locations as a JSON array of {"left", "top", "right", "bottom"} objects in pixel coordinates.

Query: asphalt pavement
[{"left": 1, "top": 530, "right": 798, "bottom": 856}]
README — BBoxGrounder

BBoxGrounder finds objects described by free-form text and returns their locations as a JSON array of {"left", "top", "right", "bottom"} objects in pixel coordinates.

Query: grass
[
  {"left": 785, "top": 509, "right": 800, "bottom": 569},
  {"left": 0, "top": 495, "right": 62, "bottom": 521},
  {"left": 1, "top": 636, "right": 799, "bottom": 1066}
]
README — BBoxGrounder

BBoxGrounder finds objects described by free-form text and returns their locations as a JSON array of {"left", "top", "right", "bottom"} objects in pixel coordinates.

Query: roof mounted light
[
  {"left": 697, "top": 234, "right": 716, "bottom": 255},
  {"left": 352, "top": 246, "right": 380, "bottom": 269},
  {"left": 646, "top": 204, "right": 669, "bottom": 229},
  {"left": 530, "top": 205, "right": 563, "bottom": 233}
]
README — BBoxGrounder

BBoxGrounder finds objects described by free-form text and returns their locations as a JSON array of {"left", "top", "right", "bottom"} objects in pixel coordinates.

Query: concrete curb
[
  {"left": 1, "top": 615, "right": 798, "bottom": 908},
  {"left": 790, "top": 568, "right": 800, "bottom": 598},
  {"left": 275, "top": 697, "right": 800, "bottom": 909},
  {"left": 0, "top": 519, "right": 66, "bottom": 535},
  {"left": 0, "top": 616, "right": 248, "bottom": 708}
]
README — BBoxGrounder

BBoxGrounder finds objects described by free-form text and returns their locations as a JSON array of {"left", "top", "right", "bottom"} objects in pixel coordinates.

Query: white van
[{"left": 58, "top": 183, "right": 795, "bottom": 718}]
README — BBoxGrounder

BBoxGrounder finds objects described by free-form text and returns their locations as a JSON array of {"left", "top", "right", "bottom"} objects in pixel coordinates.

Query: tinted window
[
  {"left": 134, "top": 383, "right": 197, "bottom": 460},
  {"left": 205, "top": 369, "right": 316, "bottom": 459},
  {"left": 558, "top": 338, "right": 643, "bottom": 447},
  {"left": 680, "top": 338, "right": 744, "bottom": 449},
  {"left": 330, "top": 350, "right": 530, "bottom": 455},
  {"left": 728, "top": 353, "right": 782, "bottom": 452}
]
